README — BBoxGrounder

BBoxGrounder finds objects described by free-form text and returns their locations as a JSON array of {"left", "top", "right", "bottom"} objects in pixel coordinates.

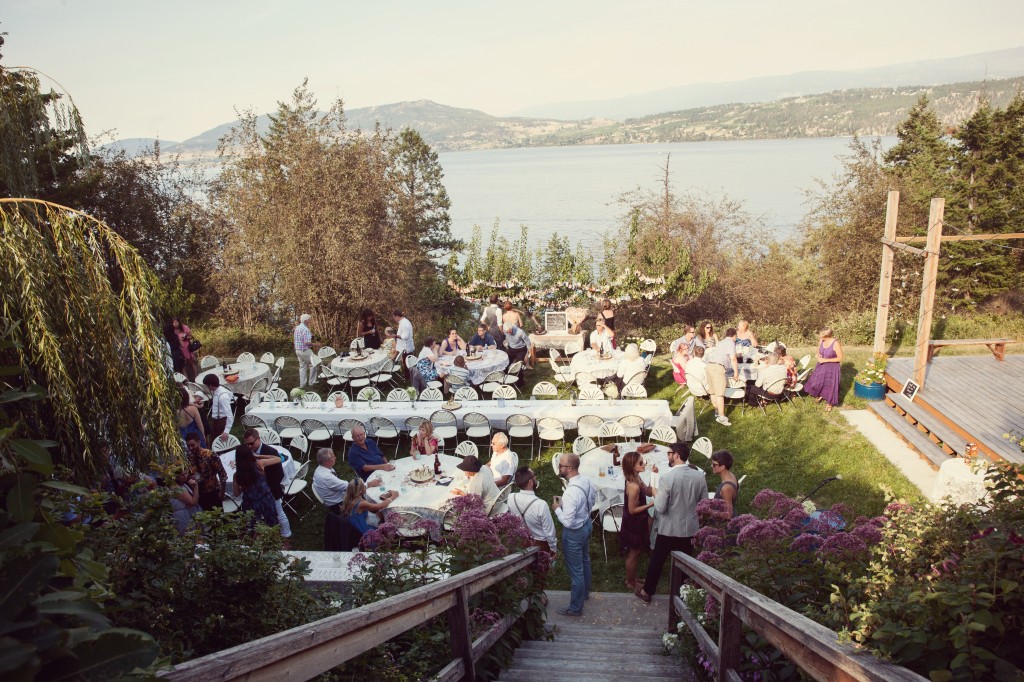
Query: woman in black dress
[
  {"left": 620, "top": 450, "right": 656, "bottom": 589},
  {"left": 356, "top": 309, "right": 382, "bottom": 349},
  {"left": 711, "top": 450, "right": 739, "bottom": 517}
]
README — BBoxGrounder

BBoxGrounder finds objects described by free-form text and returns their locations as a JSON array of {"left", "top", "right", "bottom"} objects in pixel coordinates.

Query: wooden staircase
[
  {"left": 499, "top": 622, "right": 694, "bottom": 681},
  {"left": 868, "top": 390, "right": 966, "bottom": 469}
]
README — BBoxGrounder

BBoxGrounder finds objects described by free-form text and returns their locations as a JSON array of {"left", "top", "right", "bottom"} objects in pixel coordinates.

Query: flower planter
[{"left": 854, "top": 380, "right": 886, "bottom": 401}]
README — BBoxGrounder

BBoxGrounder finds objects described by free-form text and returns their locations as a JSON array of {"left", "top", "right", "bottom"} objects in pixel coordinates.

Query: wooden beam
[
  {"left": 717, "top": 593, "right": 742, "bottom": 682},
  {"left": 913, "top": 198, "right": 945, "bottom": 388},
  {"left": 873, "top": 191, "right": 900, "bottom": 354},
  {"left": 880, "top": 238, "right": 926, "bottom": 256},
  {"left": 673, "top": 595, "right": 720, "bottom": 663},
  {"left": 448, "top": 586, "right": 475, "bottom": 682},
  {"left": 896, "top": 232, "right": 1024, "bottom": 243}
]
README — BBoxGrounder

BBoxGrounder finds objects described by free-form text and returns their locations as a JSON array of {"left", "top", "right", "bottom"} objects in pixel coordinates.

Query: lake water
[{"left": 438, "top": 137, "right": 896, "bottom": 251}]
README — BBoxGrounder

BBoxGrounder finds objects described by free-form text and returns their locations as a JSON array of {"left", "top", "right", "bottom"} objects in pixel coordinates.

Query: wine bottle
[{"left": 434, "top": 453, "right": 442, "bottom": 476}]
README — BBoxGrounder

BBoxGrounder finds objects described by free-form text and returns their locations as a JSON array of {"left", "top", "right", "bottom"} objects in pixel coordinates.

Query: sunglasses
[{"left": 244, "top": 440, "right": 258, "bottom": 447}]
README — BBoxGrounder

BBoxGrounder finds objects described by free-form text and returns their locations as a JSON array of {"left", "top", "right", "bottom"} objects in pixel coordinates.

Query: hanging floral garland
[{"left": 447, "top": 268, "right": 668, "bottom": 311}]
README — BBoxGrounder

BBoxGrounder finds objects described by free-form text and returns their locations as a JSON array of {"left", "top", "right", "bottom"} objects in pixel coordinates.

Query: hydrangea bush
[{"left": 674, "top": 463, "right": 1024, "bottom": 681}]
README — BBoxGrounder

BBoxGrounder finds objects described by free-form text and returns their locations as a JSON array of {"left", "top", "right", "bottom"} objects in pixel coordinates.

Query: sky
[{"left": 5, "top": 0, "right": 1024, "bottom": 142}]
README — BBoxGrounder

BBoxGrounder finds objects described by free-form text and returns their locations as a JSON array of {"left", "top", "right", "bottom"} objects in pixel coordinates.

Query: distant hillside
[
  {"left": 524, "top": 77, "right": 1024, "bottom": 147},
  {"left": 514, "top": 45, "right": 1024, "bottom": 120}
]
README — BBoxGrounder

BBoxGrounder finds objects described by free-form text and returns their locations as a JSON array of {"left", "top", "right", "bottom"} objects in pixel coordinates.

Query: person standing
[
  {"left": 386, "top": 310, "right": 415, "bottom": 381},
  {"left": 355, "top": 309, "right": 383, "bottom": 350},
  {"left": 509, "top": 466, "right": 557, "bottom": 554},
  {"left": 803, "top": 327, "right": 844, "bottom": 412},
  {"left": 202, "top": 374, "right": 234, "bottom": 442},
  {"left": 503, "top": 324, "right": 530, "bottom": 368},
  {"left": 172, "top": 318, "right": 198, "bottom": 381},
  {"left": 553, "top": 453, "right": 596, "bottom": 617},
  {"left": 620, "top": 450, "right": 656, "bottom": 590},
  {"left": 185, "top": 433, "right": 227, "bottom": 511},
  {"left": 481, "top": 296, "right": 504, "bottom": 347},
  {"left": 636, "top": 442, "right": 706, "bottom": 604},
  {"left": 703, "top": 327, "right": 740, "bottom": 427},
  {"left": 242, "top": 428, "right": 293, "bottom": 549},
  {"left": 294, "top": 313, "right": 315, "bottom": 388}
]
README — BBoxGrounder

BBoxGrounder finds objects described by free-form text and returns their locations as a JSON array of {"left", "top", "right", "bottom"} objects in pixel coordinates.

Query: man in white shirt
[
  {"left": 589, "top": 318, "right": 613, "bottom": 355},
  {"left": 746, "top": 353, "right": 788, "bottom": 407},
  {"left": 386, "top": 310, "right": 415, "bottom": 380},
  {"left": 312, "top": 448, "right": 348, "bottom": 512},
  {"left": 553, "top": 453, "right": 596, "bottom": 616},
  {"left": 293, "top": 313, "right": 316, "bottom": 388},
  {"left": 508, "top": 466, "right": 556, "bottom": 554},
  {"left": 202, "top": 374, "right": 234, "bottom": 441},
  {"left": 503, "top": 324, "right": 530, "bottom": 368},
  {"left": 684, "top": 346, "right": 708, "bottom": 392},
  {"left": 457, "top": 455, "right": 499, "bottom": 512},
  {"left": 703, "top": 327, "right": 740, "bottom": 427},
  {"left": 488, "top": 432, "right": 518, "bottom": 487}
]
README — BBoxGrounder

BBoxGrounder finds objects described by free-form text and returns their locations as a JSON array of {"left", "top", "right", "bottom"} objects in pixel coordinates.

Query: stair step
[
  {"left": 519, "top": 640, "right": 664, "bottom": 655},
  {"left": 868, "top": 400, "right": 952, "bottom": 469},
  {"left": 516, "top": 645, "right": 670, "bottom": 661},
  {"left": 507, "top": 653, "right": 682, "bottom": 676},
  {"left": 500, "top": 670, "right": 686, "bottom": 682},
  {"left": 884, "top": 390, "right": 970, "bottom": 455},
  {"left": 554, "top": 623, "right": 664, "bottom": 637}
]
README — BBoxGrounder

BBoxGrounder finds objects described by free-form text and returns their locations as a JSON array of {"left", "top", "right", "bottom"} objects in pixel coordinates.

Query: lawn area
[{"left": 238, "top": 344, "right": 927, "bottom": 595}]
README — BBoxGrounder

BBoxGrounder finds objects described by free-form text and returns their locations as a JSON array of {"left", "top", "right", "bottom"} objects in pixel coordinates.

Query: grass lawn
[{"left": 229, "top": 344, "right": 927, "bottom": 595}]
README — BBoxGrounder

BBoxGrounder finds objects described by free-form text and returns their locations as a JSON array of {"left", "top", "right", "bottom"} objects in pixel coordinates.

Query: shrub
[{"left": 190, "top": 322, "right": 291, "bottom": 358}]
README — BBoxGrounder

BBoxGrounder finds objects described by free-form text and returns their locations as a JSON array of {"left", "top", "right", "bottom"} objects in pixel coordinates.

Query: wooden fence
[
  {"left": 668, "top": 550, "right": 928, "bottom": 682},
  {"left": 161, "top": 546, "right": 540, "bottom": 682}
]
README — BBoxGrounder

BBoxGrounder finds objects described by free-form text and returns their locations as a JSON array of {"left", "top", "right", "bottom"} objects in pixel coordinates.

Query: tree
[{"left": 391, "top": 128, "right": 461, "bottom": 259}]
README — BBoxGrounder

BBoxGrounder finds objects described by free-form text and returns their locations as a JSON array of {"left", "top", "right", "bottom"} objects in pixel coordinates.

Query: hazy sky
[{"left": 5, "top": 0, "right": 1023, "bottom": 141}]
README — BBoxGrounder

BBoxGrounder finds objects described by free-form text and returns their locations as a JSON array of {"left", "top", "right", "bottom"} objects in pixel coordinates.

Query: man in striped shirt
[{"left": 294, "top": 314, "right": 315, "bottom": 388}]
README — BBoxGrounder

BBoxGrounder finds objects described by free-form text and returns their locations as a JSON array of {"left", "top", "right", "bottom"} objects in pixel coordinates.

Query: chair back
[
  {"left": 274, "top": 415, "right": 300, "bottom": 432},
  {"left": 625, "top": 370, "right": 647, "bottom": 386},
  {"left": 248, "top": 377, "right": 269, "bottom": 399},
  {"left": 384, "top": 388, "right": 409, "bottom": 402},
  {"left": 213, "top": 433, "right": 240, "bottom": 453},
  {"left": 506, "top": 361, "right": 524, "bottom": 376},
  {"left": 405, "top": 355, "right": 419, "bottom": 370},
  {"left": 573, "top": 432, "right": 598, "bottom": 454},
  {"left": 240, "top": 414, "right": 267, "bottom": 429},
  {"left": 506, "top": 413, "right": 533, "bottom": 430},
  {"left": 404, "top": 416, "right": 427, "bottom": 433},
  {"left": 531, "top": 382, "right": 558, "bottom": 398},
  {"left": 430, "top": 409, "right": 457, "bottom": 427},
  {"left": 265, "top": 387, "right": 288, "bottom": 402},
  {"left": 602, "top": 503, "right": 624, "bottom": 532},
  {"left": 300, "top": 391, "right": 322, "bottom": 404},
  {"left": 575, "top": 417, "right": 603, "bottom": 440},
  {"left": 640, "top": 339, "right": 657, "bottom": 354},
  {"left": 564, "top": 341, "right": 582, "bottom": 356},
  {"left": 617, "top": 414, "right": 645, "bottom": 434},
  {"left": 337, "top": 418, "right": 365, "bottom": 440},
  {"left": 200, "top": 356, "right": 219, "bottom": 370},
  {"left": 301, "top": 418, "right": 329, "bottom": 435},
  {"left": 326, "top": 391, "right": 347, "bottom": 404},
  {"left": 275, "top": 356, "right": 286, "bottom": 368},
  {"left": 256, "top": 428, "right": 281, "bottom": 445},
  {"left": 454, "top": 441, "right": 479, "bottom": 459},
  {"left": 687, "top": 374, "right": 710, "bottom": 398},
  {"left": 185, "top": 381, "right": 211, "bottom": 400},
  {"left": 288, "top": 434, "right": 309, "bottom": 461},
  {"left": 369, "top": 416, "right": 398, "bottom": 436},
  {"left": 798, "top": 354, "right": 811, "bottom": 371},
  {"left": 622, "top": 384, "right": 647, "bottom": 399},
  {"left": 173, "top": 372, "right": 187, "bottom": 384},
  {"left": 551, "top": 451, "right": 563, "bottom": 476},
  {"left": 488, "top": 484, "right": 512, "bottom": 517},
  {"left": 537, "top": 417, "right": 564, "bottom": 439},
  {"left": 649, "top": 425, "right": 678, "bottom": 445},
  {"left": 318, "top": 346, "right": 337, "bottom": 360},
  {"left": 286, "top": 462, "right": 310, "bottom": 494},
  {"left": 310, "top": 354, "right": 322, "bottom": 368},
  {"left": 419, "top": 387, "right": 444, "bottom": 401},
  {"left": 600, "top": 421, "right": 624, "bottom": 440},
  {"left": 549, "top": 349, "right": 562, "bottom": 363},
  {"left": 737, "top": 474, "right": 747, "bottom": 486},
  {"left": 260, "top": 352, "right": 275, "bottom": 364},
  {"left": 454, "top": 386, "right": 479, "bottom": 401},
  {"left": 692, "top": 436, "right": 713, "bottom": 461},
  {"left": 356, "top": 386, "right": 382, "bottom": 402},
  {"left": 237, "top": 352, "right": 256, "bottom": 363},
  {"left": 492, "top": 385, "right": 517, "bottom": 400},
  {"left": 578, "top": 386, "right": 605, "bottom": 401},
  {"left": 574, "top": 371, "right": 597, "bottom": 386},
  {"left": 393, "top": 510, "right": 428, "bottom": 538}
]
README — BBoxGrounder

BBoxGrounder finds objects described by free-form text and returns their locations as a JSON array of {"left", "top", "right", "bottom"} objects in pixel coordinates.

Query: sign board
[
  {"left": 901, "top": 379, "right": 920, "bottom": 402},
  {"left": 544, "top": 312, "right": 568, "bottom": 333}
]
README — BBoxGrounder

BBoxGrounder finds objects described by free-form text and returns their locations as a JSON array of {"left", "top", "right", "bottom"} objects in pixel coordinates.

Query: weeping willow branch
[{"left": 0, "top": 198, "right": 180, "bottom": 481}]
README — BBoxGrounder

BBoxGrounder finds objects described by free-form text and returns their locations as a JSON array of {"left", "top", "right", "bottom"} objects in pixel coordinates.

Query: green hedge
[{"left": 190, "top": 323, "right": 291, "bottom": 359}]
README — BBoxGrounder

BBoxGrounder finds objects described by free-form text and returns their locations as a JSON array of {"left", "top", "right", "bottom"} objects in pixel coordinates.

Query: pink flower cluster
[
  {"left": 818, "top": 532, "right": 867, "bottom": 559},
  {"left": 697, "top": 498, "right": 732, "bottom": 525},
  {"left": 735, "top": 518, "right": 791, "bottom": 550},
  {"left": 695, "top": 526, "right": 726, "bottom": 553},
  {"left": 751, "top": 489, "right": 802, "bottom": 518}
]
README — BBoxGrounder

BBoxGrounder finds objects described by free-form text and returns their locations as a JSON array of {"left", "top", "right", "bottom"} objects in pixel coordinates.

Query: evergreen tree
[{"left": 391, "top": 128, "right": 461, "bottom": 260}]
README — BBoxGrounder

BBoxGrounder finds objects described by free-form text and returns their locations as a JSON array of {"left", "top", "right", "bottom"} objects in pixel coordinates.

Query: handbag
[{"left": 188, "top": 338, "right": 202, "bottom": 353}]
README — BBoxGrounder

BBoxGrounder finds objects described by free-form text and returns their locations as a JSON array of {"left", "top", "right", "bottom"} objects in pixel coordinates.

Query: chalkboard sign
[
  {"left": 902, "top": 379, "right": 920, "bottom": 402},
  {"left": 545, "top": 312, "right": 568, "bottom": 333}
]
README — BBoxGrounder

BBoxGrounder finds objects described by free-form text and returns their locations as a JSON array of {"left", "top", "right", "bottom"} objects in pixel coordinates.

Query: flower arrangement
[
  {"left": 289, "top": 388, "right": 305, "bottom": 399},
  {"left": 854, "top": 352, "right": 888, "bottom": 385}
]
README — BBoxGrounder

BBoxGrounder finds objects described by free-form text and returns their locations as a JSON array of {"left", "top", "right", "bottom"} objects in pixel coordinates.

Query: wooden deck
[{"left": 885, "top": 355, "right": 1024, "bottom": 464}]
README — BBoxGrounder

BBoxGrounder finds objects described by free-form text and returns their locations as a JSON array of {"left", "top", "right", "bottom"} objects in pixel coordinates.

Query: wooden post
[
  {"left": 717, "top": 593, "right": 742, "bottom": 682},
  {"left": 448, "top": 586, "right": 475, "bottom": 682},
  {"left": 668, "top": 553, "right": 683, "bottom": 632},
  {"left": 912, "top": 198, "right": 944, "bottom": 388},
  {"left": 873, "top": 191, "right": 900, "bottom": 355}
]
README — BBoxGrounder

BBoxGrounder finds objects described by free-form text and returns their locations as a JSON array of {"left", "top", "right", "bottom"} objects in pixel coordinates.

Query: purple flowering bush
[
  {"left": 680, "top": 461, "right": 1024, "bottom": 681},
  {"left": 344, "top": 495, "right": 550, "bottom": 681}
]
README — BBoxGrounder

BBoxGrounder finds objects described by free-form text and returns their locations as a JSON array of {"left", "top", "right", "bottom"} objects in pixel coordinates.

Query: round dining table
[
  {"left": 569, "top": 348, "right": 624, "bottom": 376},
  {"left": 330, "top": 348, "right": 392, "bottom": 377},
  {"left": 366, "top": 454, "right": 468, "bottom": 537},
  {"left": 436, "top": 349, "right": 509, "bottom": 385},
  {"left": 197, "top": 361, "right": 270, "bottom": 396}
]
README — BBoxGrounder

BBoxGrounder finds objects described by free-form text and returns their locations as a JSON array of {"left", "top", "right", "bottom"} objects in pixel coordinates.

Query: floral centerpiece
[
  {"left": 289, "top": 387, "right": 305, "bottom": 404},
  {"left": 853, "top": 352, "right": 888, "bottom": 400}
]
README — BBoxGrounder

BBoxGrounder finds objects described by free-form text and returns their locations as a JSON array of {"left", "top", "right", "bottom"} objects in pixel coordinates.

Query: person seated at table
[
  {"left": 488, "top": 432, "right": 519, "bottom": 487},
  {"left": 348, "top": 425, "right": 395, "bottom": 480},
  {"left": 416, "top": 337, "right": 447, "bottom": 385},
  {"left": 671, "top": 341, "right": 689, "bottom": 386},
  {"left": 735, "top": 320, "right": 758, "bottom": 350},
  {"left": 457, "top": 455, "right": 499, "bottom": 512},
  {"left": 314, "top": 447, "right": 379, "bottom": 512},
  {"left": 589, "top": 318, "right": 615, "bottom": 353},
  {"left": 503, "top": 324, "right": 530, "bottom": 369},
  {"left": 670, "top": 326, "right": 697, "bottom": 356},
  {"left": 169, "top": 466, "right": 202, "bottom": 534},
  {"left": 711, "top": 450, "right": 739, "bottom": 517},
  {"left": 620, "top": 450, "right": 656, "bottom": 589},
  {"left": 745, "top": 353, "right": 788, "bottom": 406},
  {"left": 445, "top": 355, "right": 471, "bottom": 391},
  {"left": 439, "top": 327, "right": 467, "bottom": 357},
  {"left": 468, "top": 323, "right": 496, "bottom": 351},
  {"left": 696, "top": 321, "right": 719, "bottom": 349},
  {"left": 411, "top": 421, "right": 441, "bottom": 459},
  {"left": 340, "top": 476, "right": 400, "bottom": 547},
  {"left": 233, "top": 445, "right": 279, "bottom": 529},
  {"left": 356, "top": 309, "right": 383, "bottom": 350},
  {"left": 614, "top": 343, "right": 647, "bottom": 391},
  {"left": 242, "top": 428, "right": 292, "bottom": 547},
  {"left": 185, "top": 432, "right": 227, "bottom": 511},
  {"left": 684, "top": 346, "right": 708, "bottom": 391},
  {"left": 509, "top": 466, "right": 557, "bottom": 554}
]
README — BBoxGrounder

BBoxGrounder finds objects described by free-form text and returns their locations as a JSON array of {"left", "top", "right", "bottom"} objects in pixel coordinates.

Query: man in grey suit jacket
[{"left": 636, "top": 441, "right": 706, "bottom": 604}]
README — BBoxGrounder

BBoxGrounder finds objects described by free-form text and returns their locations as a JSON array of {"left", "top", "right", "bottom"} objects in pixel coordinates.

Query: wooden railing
[
  {"left": 161, "top": 546, "right": 540, "bottom": 682},
  {"left": 668, "top": 551, "right": 928, "bottom": 682}
]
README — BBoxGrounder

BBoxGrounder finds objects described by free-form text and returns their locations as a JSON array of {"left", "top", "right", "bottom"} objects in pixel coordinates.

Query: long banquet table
[{"left": 249, "top": 398, "right": 674, "bottom": 432}]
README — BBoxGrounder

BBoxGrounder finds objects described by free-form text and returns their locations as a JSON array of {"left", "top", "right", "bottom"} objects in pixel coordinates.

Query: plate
[
  {"left": 408, "top": 466, "right": 434, "bottom": 483},
  {"left": 465, "top": 355, "right": 483, "bottom": 362},
  {"left": 442, "top": 401, "right": 462, "bottom": 410}
]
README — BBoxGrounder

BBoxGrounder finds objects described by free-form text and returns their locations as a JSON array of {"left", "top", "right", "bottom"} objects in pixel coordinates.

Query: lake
[{"left": 438, "top": 137, "right": 895, "bottom": 251}]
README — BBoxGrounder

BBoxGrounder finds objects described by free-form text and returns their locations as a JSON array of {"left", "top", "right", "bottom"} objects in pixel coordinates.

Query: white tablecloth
[
  {"left": 570, "top": 349, "right": 624, "bottom": 376},
  {"left": 578, "top": 442, "right": 669, "bottom": 513},
  {"left": 219, "top": 444, "right": 297, "bottom": 497},
  {"left": 528, "top": 332, "right": 585, "bottom": 352},
  {"left": 436, "top": 349, "right": 509, "bottom": 385},
  {"left": 250, "top": 398, "right": 674, "bottom": 432},
  {"left": 366, "top": 454, "right": 469, "bottom": 533},
  {"left": 197, "top": 362, "right": 270, "bottom": 396},
  {"left": 330, "top": 348, "right": 391, "bottom": 377}
]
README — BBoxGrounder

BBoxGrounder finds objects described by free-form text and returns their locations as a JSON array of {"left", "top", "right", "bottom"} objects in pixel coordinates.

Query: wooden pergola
[{"left": 872, "top": 190, "right": 1023, "bottom": 388}]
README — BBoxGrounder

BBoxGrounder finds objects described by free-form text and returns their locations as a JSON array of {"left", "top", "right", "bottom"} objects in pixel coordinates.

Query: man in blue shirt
[
  {"left": 347, "top": 425, "right": 395, "bottom": 480},
  {"left": 468, "top": 323, "right": 497, "bottom": 351}
]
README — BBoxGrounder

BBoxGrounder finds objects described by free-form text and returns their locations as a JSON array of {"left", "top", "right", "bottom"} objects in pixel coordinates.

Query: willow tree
[{"left": 0, "top": 199, "right": 180, "bottom": 482}]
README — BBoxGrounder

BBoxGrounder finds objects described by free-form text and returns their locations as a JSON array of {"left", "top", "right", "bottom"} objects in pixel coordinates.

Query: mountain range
[{"left": 105, "top": 46, "right": 1024, "bottom": 159}]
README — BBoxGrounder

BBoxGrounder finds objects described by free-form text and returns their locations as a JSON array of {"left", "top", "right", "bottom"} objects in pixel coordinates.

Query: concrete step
[{"left": 868, "top": 399, "right": 951, "bottom": 469}]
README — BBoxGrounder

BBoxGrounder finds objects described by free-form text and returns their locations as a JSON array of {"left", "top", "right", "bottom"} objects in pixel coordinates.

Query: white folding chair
[
  {"left": 256, "top": 428, "right": 280, "bottom": 445},
  {"left": 282, "top": 461, "right": 312, "bottom": 518},
  {"left": 347, "top": 367, "right": 372, "bottom": 399},
  {"left": 455, "top": 386, "right": 479, "bottom": 402},
  {"left": 212, "top": 433, "right": 240, "bottom": 453},
  {"left": 301, "top": 418, "right": 333, "bottom": 448},
  {"left": 479, "top": 370, "right": 505, "bottom": 396},
  {"left": 578, "top": 385, "right": 605, "bottom": 401},
  {"left": 488, "top": 484, "right": 513, "bottom": 517},
  {"left": 337, "top": 418, "right": 365, "bottom": 454},
  {"left": 317, "top": 346, "right": 337, "bottom": 361},
  {"left": 601, "top": 503, "right": 624, "bottom": 561},
  {"left": 387, "top": 388, "right": 412, "bottom": 402},
  {"left": 430, "top": 409, "right": 459, "bottom": 446},
  {"left": 531, "top": 381, "right": 558, "bottom": 399},
  {"left": 356, "top": 386, "right": 383, "bottom": 403},
  {"left": 576, "top": 415, "right": 604, "bottom": 440},
  {"left": 454, "top": 440, "right": 479, "bottom": 459},
  {"left": 622, "top": 384, "right": 648, "bottom": 399},
  {"left": 617, "top": 415, "right": 645, "bottom": 441},
  {"left": 300, "top": 391, "right": 322, "bottom": 405},
  {"left": 692, "top": 436, "right": 713, "bottom": 467},
  {"left": 506, "top": 414, "right": 535, "bottom": 457},
  {"left": 264, "top": 387, "right": 288, "bottom": 402},
  {"left": 564, "top": 341, "right": 583, "bottom": 357},
  {"left": 240, "top": 414, "right": 267, "bottom": 429},
  {"left": 537, "top": 417, "right": 565, "bottom": 456},
  {"left": 236, "top": 352, "right": 255, "bottom": 363},
  {"left": 419, "top": 387, "right": 444, "bottom": 401},
  {"left": 639, "top": 339, "right": 657, "bottom": 355},
  {"left": 649, "top": 425, "right": 678, "bottom": 445},
  {"left": 287, "top": 434, "right": 309, "bottom": 463},
  {"left": 463, "top": 412, "right": 491, "bottom": 443},
  {"left": 173, "top": 372, "right": 187, "bottom": 384},
  {"left": 599, "top": 420, "right": 624, "bottom": 445},
  {"left": 260, "top": 352, "right": 275, "bottom": 364},
  {"left": 274, "top": 415, "right": 303, "bottom": 441},
  {"left": 370, "top": 416, "right": 401, "bottom": 456},
  {"left": 200, "top": 356, "right": 219, "bottom": 370},
  {"left": 492, "top": 385, "right": 517, "bottom": 400},
  {"left": 572, "top": 435, "right": 596, "bottom": 455}
]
